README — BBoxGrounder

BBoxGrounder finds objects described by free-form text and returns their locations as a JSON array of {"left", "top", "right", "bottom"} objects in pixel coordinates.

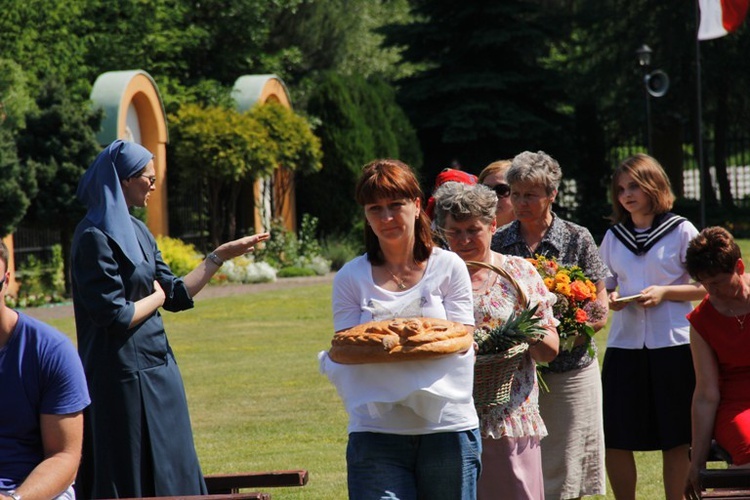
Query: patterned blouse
[
  {"left": 473, "top": 254, "right": 558, "bottom": 439},
  {"left": 491, "top": 213, "right": 610, "bottom": 373}
]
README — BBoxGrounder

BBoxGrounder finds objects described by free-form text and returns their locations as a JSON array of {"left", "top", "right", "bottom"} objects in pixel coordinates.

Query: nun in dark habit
[{"left": 71, "top": 139, "right": 269, "bottom": 498}]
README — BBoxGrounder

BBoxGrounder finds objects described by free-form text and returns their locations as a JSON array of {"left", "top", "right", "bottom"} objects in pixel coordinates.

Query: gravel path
[{"left": 22, "top": 273, "right": 336, "bottom": 322}]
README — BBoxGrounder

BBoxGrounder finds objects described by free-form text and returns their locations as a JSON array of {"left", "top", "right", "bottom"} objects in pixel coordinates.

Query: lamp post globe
[{"left": 636, "top": 44, "right": 653, "bottom": 67}]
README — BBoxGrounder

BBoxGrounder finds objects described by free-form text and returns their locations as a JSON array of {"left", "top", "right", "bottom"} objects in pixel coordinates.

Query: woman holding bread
[
  {"left": 433, "top": 181, "right": 559, "bottom": 499},
  {"left": 324, "top": 158, "right": 481, "bottom": 500}
]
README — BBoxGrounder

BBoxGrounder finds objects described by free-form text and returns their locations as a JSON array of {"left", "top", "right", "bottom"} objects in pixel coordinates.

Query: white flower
[{"left": 222, "top": 257, "right": 277, "bottom": 283}]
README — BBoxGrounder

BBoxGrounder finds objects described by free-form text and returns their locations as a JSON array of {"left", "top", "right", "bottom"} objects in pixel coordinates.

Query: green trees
[
  {"left": 1, "top": 1, "right": 97, "bottom": 243},
  {"left": 169, "top": 102, "right": 321, "bottom": 246},
  {"left": 261, "top": 0, "right": 414, "bottom": 84},
  {"left": 14, "top": 79, "right": 101, "bottom": 292},
  {"left": 383, "top": 0, "right": 570, "bottom": 180},
  {"left": 300, "top": 72, "right": 422, "bottom": 236},
  {"left": 4, "top": 0, "right": 748, "bottom": 251},
  {"left": 0, "top": 59, "right": 37, "bottom": 238},
  {"left": 0, "top": 127, "right": 35, "bottom": 238},
  {"left": 0, "top": 0, "right": 89, "bottom": 93},
  {"left": 250, "top": 102, "right": 323, "bottom": 176},
  {"left": 1, "top": 0, "right": 422, "bottom": 244}
]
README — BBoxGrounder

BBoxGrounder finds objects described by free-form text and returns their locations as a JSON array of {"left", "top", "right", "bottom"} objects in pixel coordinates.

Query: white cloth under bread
[{"left": 319, "top": 349, "right": 475, "bottom": 426}]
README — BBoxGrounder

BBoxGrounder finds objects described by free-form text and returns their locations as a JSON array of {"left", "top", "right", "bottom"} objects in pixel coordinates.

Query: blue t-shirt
[{"left": 0, "top": 312, "right": 90, "bottom": 489}]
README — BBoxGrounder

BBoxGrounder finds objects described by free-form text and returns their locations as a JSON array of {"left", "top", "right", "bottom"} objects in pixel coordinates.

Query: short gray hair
[
  {"left": 433, "top": 182, "right": 497, "bottom": 228},
  {"left": 506, "top": 150, "right": 563, "bottom": 195}
]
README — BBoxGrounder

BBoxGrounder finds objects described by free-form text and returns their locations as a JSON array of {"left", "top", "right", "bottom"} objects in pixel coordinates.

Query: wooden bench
[
  {"left": 115, "top": 494, "right": 269, "bottom": 500},
  {"left": 105, "top": 468, "right": 309, "bottom": 500},
  {"left": 204, "top": 470, "right": 308, "bottom": 493},
  {"left": 700, "top": 442, "right": 750, "bottom": 499}
]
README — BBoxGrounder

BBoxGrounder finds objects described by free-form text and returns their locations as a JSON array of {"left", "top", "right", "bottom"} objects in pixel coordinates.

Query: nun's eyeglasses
[{"left": 139, "top": 175, "right": 157, "bottom": 187}]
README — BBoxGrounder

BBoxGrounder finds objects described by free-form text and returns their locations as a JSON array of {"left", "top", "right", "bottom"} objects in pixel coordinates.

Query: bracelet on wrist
[{"left": 206, "top": 252, "right": 224, "bottom": 267}]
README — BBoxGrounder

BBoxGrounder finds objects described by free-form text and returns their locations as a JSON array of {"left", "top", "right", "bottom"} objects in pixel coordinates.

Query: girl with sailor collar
[{"left": 599, "top": 154, "right": 706, "bottom": 500}]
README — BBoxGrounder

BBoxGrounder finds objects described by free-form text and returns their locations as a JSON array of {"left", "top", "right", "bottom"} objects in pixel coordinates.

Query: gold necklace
[
  {"left": 386, "top": 267, "right": 407, "bottom": 290},
  {"left": 727, "top": 306, "right": 749, "bottom": 330}
]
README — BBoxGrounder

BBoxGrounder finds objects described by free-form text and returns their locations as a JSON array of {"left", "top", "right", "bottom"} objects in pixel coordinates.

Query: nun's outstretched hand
[
  {"left": 212, "top": 232, "right": 271, "bottom": 262},
  {"left": 183, "top": 232, "right": 271, "bottom": 296}
]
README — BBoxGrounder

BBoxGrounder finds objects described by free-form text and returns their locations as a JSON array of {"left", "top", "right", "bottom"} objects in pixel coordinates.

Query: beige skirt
[{"left": 539, "top": 361, "right": 606, "bottom": 500}]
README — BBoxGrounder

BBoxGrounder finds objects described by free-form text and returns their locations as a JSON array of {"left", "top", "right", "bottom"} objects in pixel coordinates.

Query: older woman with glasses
[
  {"left": 433, "top": 182, "right": 559, "bottom": 499},
  {"left": 491, "top": 150, "right": 610, "bottom": 500},
  {"left": 479, "top": 160, "right": 514, "bottom": 227}
]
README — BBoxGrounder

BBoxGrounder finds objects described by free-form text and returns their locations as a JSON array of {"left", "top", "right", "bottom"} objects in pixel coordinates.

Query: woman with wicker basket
[
  {"left": 433, "top": 181, "right": 559, "bottom": 499},
  {"left": 491, "top": 151, "right": 610, "bottom": 500}
]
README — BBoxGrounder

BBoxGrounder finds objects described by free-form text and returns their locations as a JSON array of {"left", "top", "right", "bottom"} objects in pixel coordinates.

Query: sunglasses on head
[{"left": 489, "top": 183, "right": 511, "bottom": 198}]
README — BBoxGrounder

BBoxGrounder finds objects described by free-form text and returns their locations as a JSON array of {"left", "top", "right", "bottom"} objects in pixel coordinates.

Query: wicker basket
[
  {"left": 465, "top": 260, "right": 532, "bottom": 408},
  {"left": 473, "top": 343, "right": 529, "bottom": 408}
]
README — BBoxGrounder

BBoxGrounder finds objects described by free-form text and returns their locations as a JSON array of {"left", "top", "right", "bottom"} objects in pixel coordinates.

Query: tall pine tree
[
  {"left": 15, "top": 78, "right": 101, "bottom": 292},
  {"left": 383, "top": 1, "right": 571, "bottom": 180}
]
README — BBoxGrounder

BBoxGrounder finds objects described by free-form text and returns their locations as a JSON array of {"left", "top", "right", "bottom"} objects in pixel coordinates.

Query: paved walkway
[{"left": 23, "top": 273, "right": 336, "bottom": 322}]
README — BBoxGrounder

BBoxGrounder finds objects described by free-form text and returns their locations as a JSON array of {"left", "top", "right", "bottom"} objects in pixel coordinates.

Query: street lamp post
[
  {"left": 635, "top": 44, "right": 670, "bottom": 155},
  {"left": 636, "top": 44, "right": 654, "bottom": 154}
]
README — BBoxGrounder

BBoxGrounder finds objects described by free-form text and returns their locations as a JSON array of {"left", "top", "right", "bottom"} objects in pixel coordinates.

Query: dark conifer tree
[
  {"left": 383, "top": 0, "right": 571, "bottom": 180},
  {"left": 15, "top": 78, "right": 101, "bottom": 292}
]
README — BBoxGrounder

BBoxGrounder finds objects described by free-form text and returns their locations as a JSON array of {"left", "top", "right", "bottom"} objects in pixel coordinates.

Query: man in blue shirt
[{"left": 0, "top": 241, "right": 90, "bottom": 500}]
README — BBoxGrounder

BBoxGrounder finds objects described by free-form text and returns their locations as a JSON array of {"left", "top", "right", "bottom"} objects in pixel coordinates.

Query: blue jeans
[{"left": 346, "top": 429, "right": 482, "bottom": 500}]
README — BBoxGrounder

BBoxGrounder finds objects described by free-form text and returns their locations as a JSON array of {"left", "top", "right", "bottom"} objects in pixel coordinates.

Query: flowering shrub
[
  {"left": 254, "top": 214, "right": 332, "bottom": 276},
  {"left": 527, "top": 255, "right": 606, "bottom": 352},
  {"left": 294, "top": 254, "right": 332, "bottom": 276},
  {"left": 155, "top": 235, "right": 203, "bottom": 276},
  {"left": 6, "top": 245, "right": 66, "bottom": 309},
  {"left": 221, "top": 256, "right": 277, "bottom": 283}
]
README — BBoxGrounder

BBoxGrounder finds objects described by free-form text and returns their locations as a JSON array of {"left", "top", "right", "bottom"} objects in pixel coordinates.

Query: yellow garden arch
[{"left": 232, "top": 74, "right": 297, "bottom": 233}]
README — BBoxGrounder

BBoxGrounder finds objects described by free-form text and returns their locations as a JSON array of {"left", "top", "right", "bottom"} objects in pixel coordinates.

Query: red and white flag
[{"left": 698, "top": 0, "right": 750, "bottom": 40}]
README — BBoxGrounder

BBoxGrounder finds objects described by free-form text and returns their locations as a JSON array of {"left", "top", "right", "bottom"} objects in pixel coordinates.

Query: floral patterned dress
[{"left": 473, "top": 254, "right": 558, "bottom": 439}]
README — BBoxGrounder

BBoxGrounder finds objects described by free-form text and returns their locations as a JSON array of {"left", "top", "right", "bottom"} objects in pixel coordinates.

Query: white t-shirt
[
  {"left": 599, "top": 219, "right": 699, "bottom": 349},
  {"left": 328, "top": 247, "right": 478, "bottom": 434}
]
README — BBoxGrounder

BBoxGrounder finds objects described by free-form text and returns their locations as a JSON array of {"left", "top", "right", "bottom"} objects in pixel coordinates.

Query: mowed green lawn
[{"left": 40, "top": 237, "right": 750, "bottom": 499}]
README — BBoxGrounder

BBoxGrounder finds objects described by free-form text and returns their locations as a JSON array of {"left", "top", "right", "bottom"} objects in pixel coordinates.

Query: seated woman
[
  {"left": 432, "top": 181, "right": 559, "bottom": 499},
  {"left": 685, "top": 226, "right": 750, "bottom": 498}
]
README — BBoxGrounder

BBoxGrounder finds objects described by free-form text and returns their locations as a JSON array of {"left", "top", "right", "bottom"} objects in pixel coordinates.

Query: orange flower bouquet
[{"left": 527, "top": 255, "right": 605, "bottom": 353}]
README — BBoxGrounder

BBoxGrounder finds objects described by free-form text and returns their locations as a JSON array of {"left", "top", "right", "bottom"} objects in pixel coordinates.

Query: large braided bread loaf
[{"left": 328, "top": 317, "right": 472, "bottom": 364}]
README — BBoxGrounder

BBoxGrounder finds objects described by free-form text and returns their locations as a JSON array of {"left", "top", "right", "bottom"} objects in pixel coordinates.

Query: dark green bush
[
  {"left": 322, "top": 232, "right": 363, "bottom": 271},
  {"left": 299, "top": 72, "right": 422, "bottom": 236}
]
